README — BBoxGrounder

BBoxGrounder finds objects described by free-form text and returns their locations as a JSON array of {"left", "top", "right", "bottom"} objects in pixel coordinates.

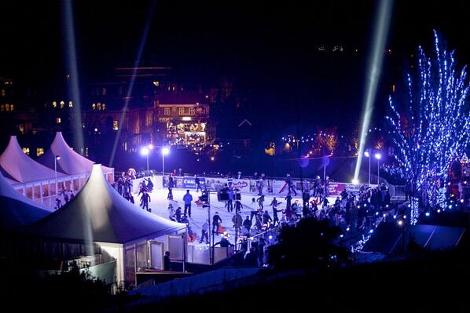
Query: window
[
  {"left": 56, "top": 117, "right": 61, "bottom": 124},
  {"left": 102, "top": 103, "right": 106, "bottom": 110},
  {"left": 113, "top": 120, "right": 119, "bottom": 130},
  {"left": 9, "top": 104, "right": 14, "bottom": 111},
  {"left": 68, "top": 101, "right": 73, "bottom": 108},
  {"left": 189, "top": 108, "right": 195, "bottom": 115},
  {"left": 22, "top": 147, "right": 30, "bottom": 155},
  {"left": 146, "top": 112, "right": 153, "bottom": 126},
  {"left": 1, "top": 89, "right": 5, "bottom": 97},
  {"left": 60, "top": 101, "right": 65, "bottom": 109},
  {"left": 179, "top": 107, "right": 185, "bottom": 115},
  {"left": 52, "top": 101, "right": 57, "bottom": 108},
  {"left": 92, "top": 103, "right": 96, "bottom": 110},
  {"left": 102, "top": 88, "right": 107, "bottom": 96},
  {"left": 18, "top": 124, "right": 24, "bottom": 134},
  {"left": 164, "top": 108, "right": 171, "bottom": 116},
  {"left": 0, "top": 104, "right": 4, "bottom": 112},
  {"left": 36, "top": 148, "right": 44, "bottom": 157}
]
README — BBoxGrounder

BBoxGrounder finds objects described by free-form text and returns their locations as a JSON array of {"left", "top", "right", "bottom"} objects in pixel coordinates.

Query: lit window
[
  {"left": 68, "top": 101, "right": 73, "bottom": 108},
  {"left": 56, "top": 117, "right": 61, "bottom": 124},
  {"left": 97, "top": 103, "right": 101, "bottom": 110},
  {"left": 164, "top": 108, "right": 171, "bottom": 116},
  {"left": 36, "top": 148, "right": 44, "bottom": 157},
  {"left": 52, "top": 101, "right": 57, "bottom": 108},
  {"left": 1, "top": 89, "right": 5, "bottom": 97},
  {"left": 179, "top": 107, "right": 185, "bottom": 115},
  {"left": 189, "top": 108, "right": 195, "bottom": 115},
  {"left": 60, "top": 101, "right": 65, "bottom": 108},
  {"left": 113, "top": 120, "right": 119, "bottom": 130},
  {"left": 10, "top": 104, "right": 14, "bottom": 111},
  {"left": 153, "top": 81, "right": 160, "bottom": 87},
  {"left": 92, "top": 103, "right": 96, "bottom": 110},
  {"left": 22, "top": 147, "right": 30, "bottom": 155},
  {"left": 0, "top": 104, "right": 4, "bottom": 112},
  {"left": 102, "top": 103, "right": 106, "bottom": 110}
]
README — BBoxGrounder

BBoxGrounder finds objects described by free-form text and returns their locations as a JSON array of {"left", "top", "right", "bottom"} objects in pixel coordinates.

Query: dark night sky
[{"left": 0, "top": 0, "right": 469, "bottom": 134}]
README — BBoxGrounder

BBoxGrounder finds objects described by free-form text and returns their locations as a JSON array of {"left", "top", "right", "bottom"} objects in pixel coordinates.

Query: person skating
[
  {"left": 140, "top": 191, "right": 151, "bottom": 212},
  {"left": 200, "top": 220, "right": 209, "bottom": 244},
  {"left": 234, "top": 199, "right": 243, "bottom": 213},
  {"left": 183, "top": 190, "right": 193, "bottom": 217},
  {"left": 257, "top": 194, "right": 265, "bottom": 210},
  {"left": 212, "top": 211, "right": 222, "bottom": 235},
  {"left": 243, "top": 215, "right": 252, "bottom": 235},
  {"left": 270, "top": 197, "right": 282, "bottom": 226}
]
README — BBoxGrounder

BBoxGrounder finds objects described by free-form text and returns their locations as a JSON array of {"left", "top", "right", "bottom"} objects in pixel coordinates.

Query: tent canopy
[
  {"left": 38, "top": 132, "right": 113, "bottom": 175},
  {"left": 0, "top": 171, "right": 50, "bottom": 230},
  {"left": 29, "top": 164, "right": 185, "bottom": 244},
  {"left": 0, "top": 136, "right": 66, "bottom": 183}
]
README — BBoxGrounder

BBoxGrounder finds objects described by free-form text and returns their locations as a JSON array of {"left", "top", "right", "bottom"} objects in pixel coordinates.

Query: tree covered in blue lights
[{"left": 386, "top": 31, "right": 470, "bottom": 217}]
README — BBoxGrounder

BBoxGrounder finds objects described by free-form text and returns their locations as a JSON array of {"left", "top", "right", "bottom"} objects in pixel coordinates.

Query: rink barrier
[{"left": 157, "top": 175, "right": 380, "bottom": 197}]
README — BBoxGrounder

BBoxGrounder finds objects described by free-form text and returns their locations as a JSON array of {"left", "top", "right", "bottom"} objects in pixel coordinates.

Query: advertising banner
[
  {"left": 160, "top": 175, "right": 362, "bottom": 197},
  {"left": 182, "top": 177, "right": 206, "bottom": 189}
]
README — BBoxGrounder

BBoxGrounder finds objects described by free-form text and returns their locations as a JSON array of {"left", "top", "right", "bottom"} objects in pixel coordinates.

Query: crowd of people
[
  {"left": 54, "top": 189, "right": 75, "bottom": 210},
  {"left": 113, "top": 170, "right": 395, "bottom": 267}
]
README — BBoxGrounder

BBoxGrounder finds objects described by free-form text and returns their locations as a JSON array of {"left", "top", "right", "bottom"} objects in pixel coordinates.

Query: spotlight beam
[
  {"left": 109, "top": 0, "right": 157, "bottom": 167},
  {"left": 63, "top": 0, "right": 84, "bottom": 152},
  {"left": 353, "top": 0, "right": 393, "bottom": 181}
]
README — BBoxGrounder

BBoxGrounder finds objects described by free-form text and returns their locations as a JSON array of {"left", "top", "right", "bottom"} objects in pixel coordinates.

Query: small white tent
[
  {"left": 0, "top": 136, "right": 66, "bottom": 183},
  {"left": 38, "top": 132, "right": 114, "bottom": 178},
  {"left": 0, "top": 171, "right": 50, "bottom": 230}
]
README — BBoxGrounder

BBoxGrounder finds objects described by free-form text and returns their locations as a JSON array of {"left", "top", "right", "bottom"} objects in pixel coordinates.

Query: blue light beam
[
  {"left": 108, "top": 0, "right": 157, "bottom": 167},
  {"left": 353, "top": 0, "right": 393, "bottom": 181}
]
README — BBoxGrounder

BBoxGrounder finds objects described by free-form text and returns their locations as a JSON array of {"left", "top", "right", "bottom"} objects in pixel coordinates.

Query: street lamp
[
  {"left": 140, "top": 147, "right": 150, "bottom": 173},
  {"left": 364, "top": 150, "right": 371, "bottom": 185},
  {"left": 161, "top": 146, "right": 170, "bottom": 176},
  {"left": 54, "top": 155, "right": 61, "bottom": 196},
  {"left": 374, "top": 152, "right": 382, "bottom": 184}
]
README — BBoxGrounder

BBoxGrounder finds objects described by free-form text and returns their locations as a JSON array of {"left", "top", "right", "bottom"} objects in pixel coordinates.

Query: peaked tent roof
[
  {"left": 0, "top": 136, "right": 67, "bottom": 183},
  {"left": 0, "top": 171, "right": 50, "bottom": 230},
  {"left": 28, "top": 164, "right": 185, "bottom": 244},
  {"left": 38, "top": 132, "right": 113, "bottom": 175}
]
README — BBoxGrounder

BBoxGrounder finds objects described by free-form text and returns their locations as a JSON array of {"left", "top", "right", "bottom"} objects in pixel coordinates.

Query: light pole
[
  {"left": 140, "top": 147, "right": 150, "bottom": 173},
  {"left": 375, "top": 152, "right": 382, "bottom": 185},
  {"left": 364, "top": 150, "right": 371, "bottom": 185},
  {"left": 161, "top": 146, "right": 170, "bottom": 176},
  {"left": 54, "top": 155, "right": 61, "bottom": 196}
]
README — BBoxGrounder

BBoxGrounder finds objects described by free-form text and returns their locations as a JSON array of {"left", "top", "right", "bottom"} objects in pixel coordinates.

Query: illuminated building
[{"left": 155, "top": 94, "right": 211, "bottom": 151}]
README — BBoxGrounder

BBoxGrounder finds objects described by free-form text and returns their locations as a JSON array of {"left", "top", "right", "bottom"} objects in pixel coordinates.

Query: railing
[{"left": 130, "top": 267, "right": 260, "bottom": 300}]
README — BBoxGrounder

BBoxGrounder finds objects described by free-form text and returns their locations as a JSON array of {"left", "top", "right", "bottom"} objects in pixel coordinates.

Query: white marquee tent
[
  {"left": 0, "top": 136, "right": 66, "bottom": 183},
  {"left": 28, "top": 164, "right": 186, "bottom": 286},
  {"left": 38, "top": 132, "right": 114, "bottom": 181},
  {"left": 0, "top": 170, "right": 50, "bottom": 231}
]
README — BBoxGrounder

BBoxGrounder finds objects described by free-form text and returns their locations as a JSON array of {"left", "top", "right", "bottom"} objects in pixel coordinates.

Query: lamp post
[
  {"left": 140, "top": 147, "right": 150, "bottom": 173},
  {"left": 161, "top": 146, "right": 170, "bottom": 176},
  {"left": 54, "top": 155, "right": 61, "bottom": 196},
  {"left": 364, "top": 150, "right": 371, "bottom": 185},
  {"left": 375, "top": 152, "right": 382, "bottom": 185}
]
